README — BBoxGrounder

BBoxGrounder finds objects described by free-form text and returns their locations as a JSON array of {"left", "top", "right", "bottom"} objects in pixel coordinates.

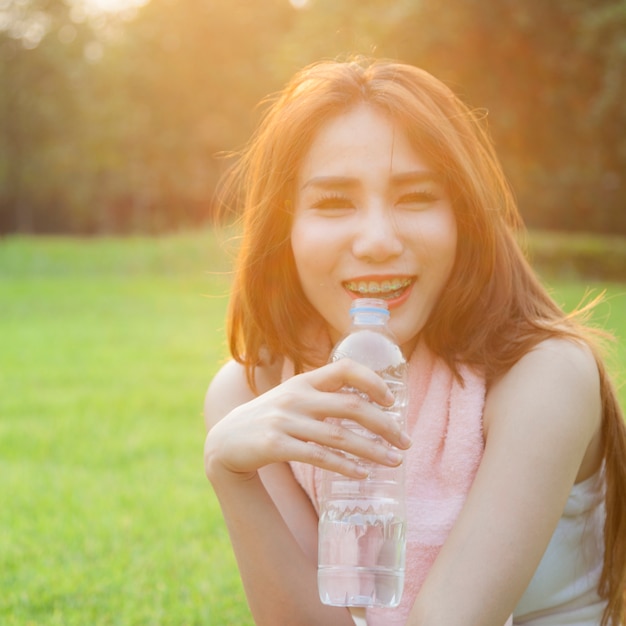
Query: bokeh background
[
  {"left": 1, "top": 0, "right": 625, "bottom": 236},
  {"left": 1, "top": 2, "right": 625, "bottom": 625}
]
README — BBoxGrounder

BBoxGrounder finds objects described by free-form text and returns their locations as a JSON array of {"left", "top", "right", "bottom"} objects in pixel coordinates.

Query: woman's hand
[{"left": 204, "top": 358, "right": 412, "bottom": 483}]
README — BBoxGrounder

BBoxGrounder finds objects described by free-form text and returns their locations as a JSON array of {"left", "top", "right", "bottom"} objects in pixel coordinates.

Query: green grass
[
  {"left": 0, "top": 231, "right": 624, "bottom": 625},
  {"left": 0, "top": 232, "right": 251, "bottom": 626}
]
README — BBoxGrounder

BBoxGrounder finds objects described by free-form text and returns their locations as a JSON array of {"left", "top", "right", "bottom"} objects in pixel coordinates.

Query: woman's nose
[{"left": 351, "top": 207, "right": 403, "bottom": 262}]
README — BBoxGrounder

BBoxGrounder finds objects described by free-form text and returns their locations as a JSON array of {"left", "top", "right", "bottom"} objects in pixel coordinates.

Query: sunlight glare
[{"left": 80, "top": 0, "right": 149, "bottom": 15}]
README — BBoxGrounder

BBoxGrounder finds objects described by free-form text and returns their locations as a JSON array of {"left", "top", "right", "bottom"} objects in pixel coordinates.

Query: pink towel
[{"left": 289, "top": 341, "right": 512, "bottom": 625}]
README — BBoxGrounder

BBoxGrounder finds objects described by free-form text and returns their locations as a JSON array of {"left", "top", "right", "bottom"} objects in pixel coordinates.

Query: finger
[
  {"left": 274, "top": 436, "right": 371, "bottom": 478},
  {"left": 330, "top": 391, "right": 410, "bottom": 450},
  {"left": 306, "top": 359, "right": 396, "bottom": 407},
  {"left": 290, "top": 388, "right": 410, "bottom": 450},
  {"left": 282, "top": 414, "right": 406, "bottom": 467}
]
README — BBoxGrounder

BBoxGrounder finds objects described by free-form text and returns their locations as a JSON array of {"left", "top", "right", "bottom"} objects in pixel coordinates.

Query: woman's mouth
[{"left": 343, "top": 277, "right": 414, "bottom": 300}]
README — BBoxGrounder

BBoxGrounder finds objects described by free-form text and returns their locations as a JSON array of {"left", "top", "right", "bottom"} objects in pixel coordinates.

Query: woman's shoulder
[
  {"left": 489, "top": 336, "right": 600, "bottom": 397},
  {"left": 204, "top": 357, "right": 283, "bottom": 431},
  {"left": 484, "top": 336, "right": 603, "bottom": 481},
  {"left": 526, "top": 336, "right": 597, "bottom": 383}
]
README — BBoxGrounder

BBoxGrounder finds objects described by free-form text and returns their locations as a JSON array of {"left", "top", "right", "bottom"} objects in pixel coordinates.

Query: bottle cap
[{"left": 349, "top": 298, "right": 390, "bottom": 316}]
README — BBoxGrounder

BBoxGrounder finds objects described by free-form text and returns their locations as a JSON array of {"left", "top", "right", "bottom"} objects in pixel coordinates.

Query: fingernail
[
  {"left": 399, "top": 432, "right": 412, "bottom": 448},
  {"left": 385, "top": 389, "right": 395, "bottom": 404},
  {"left": 386, "top": 450, "right": 403, "bottom": 465},
  {"left": 355, "top": 464, "right": 370, "bottom": 478}
]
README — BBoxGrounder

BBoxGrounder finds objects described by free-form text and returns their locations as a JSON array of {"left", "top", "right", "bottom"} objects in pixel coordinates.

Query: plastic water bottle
[{"left": 318, "top": 298, "right": 408, "bottom": 608}]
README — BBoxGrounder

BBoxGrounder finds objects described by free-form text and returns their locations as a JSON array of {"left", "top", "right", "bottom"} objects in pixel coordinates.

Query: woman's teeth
[{"left": 344, "top": 278, "right": 413, "bottom": 298}]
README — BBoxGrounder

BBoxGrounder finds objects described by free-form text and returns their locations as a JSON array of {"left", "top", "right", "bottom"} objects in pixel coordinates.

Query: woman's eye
[
  {"left": 397, "top": 191, "right": 438, "bottom": 207},
  {"left": 311, "top": 194, "right": 354, "bottom": 211}
]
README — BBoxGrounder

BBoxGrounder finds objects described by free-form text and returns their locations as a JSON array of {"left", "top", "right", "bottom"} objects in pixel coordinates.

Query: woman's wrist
[{"left": 204, "top": 442, "right": 259, "bottom": 486}]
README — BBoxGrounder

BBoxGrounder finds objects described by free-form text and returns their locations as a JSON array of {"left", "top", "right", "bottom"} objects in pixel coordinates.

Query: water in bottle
[{"left": 318, "top": 298, "right": 408, "bottom": 608}]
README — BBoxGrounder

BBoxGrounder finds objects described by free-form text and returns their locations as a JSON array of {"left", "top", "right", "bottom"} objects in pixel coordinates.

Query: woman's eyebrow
[
  {"left": 300, "top": 176, "right": 357, "bottom": 191},
  {"left": 391, "top": 170, "right": 442, "bottom": 185},
  {"left": 301, "top": 170, "right": 442, "bottom": 191}
]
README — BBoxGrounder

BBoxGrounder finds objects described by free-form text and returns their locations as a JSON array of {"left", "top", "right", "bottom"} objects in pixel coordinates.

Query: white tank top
[{"left": 513, "top": 468, "right": 607, "bottom": 625}]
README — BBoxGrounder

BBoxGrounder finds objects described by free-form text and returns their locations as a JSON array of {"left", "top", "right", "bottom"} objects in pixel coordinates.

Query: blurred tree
[
  {"left": 388, "top": 0, "right": 626, "bottom": 233},
  {"left": 271, "top": 0, "right": 404, "bottom": 72},
  {"left": 0, "top": 0, "right": 123, "bottom": 232},
  {"left": 0, "top": 0, "right": 295, "bottom": 233},
  {"left": 99, "top": 0, "right": 294, "bottom": 231},
  {"left": 1, "top": 0, "right": 80, "bottom": 231},
  {"left": 0, "top": 0, "right": 624, "bottom": 234}
]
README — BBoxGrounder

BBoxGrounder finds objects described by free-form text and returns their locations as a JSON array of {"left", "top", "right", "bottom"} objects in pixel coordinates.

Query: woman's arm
[
  {"left": 407, "top": 338, "right": 603, "bottom": 626},
  {"left": 204, "top": 358, "right": 410, "bottom": 626}
]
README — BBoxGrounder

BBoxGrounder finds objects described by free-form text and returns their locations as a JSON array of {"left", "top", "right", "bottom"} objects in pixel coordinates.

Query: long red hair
[{"left": 219, "top": 57, "right": 626, "bottom": 624}]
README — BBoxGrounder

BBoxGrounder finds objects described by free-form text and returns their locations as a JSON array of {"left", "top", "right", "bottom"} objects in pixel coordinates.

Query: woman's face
[{"left": 290, "top": 104, "right": 457, "bottom": 354}]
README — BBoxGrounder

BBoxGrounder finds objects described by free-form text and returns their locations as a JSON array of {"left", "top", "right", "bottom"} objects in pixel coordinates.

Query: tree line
[{"left": 1, "top": 0, "right": 624, "bottom": 235}]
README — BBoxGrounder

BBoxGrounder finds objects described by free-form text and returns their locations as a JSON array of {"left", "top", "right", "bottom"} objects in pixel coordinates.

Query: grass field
[{"left": 1, "top": 231, "right": 624, "bottom": 626}]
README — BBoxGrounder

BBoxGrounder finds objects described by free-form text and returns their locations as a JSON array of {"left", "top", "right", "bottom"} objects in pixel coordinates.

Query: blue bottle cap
[{"left": 349, "top": 298, "right": 390, "bottom": 316}]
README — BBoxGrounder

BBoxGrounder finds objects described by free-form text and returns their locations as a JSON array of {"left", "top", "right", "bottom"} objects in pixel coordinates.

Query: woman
[{"left": 203, "top": 58, "right": 626, "bottom": 625}]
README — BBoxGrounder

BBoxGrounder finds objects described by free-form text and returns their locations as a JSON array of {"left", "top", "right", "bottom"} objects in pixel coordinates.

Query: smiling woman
[
  {"left": 203, "top": 57, "right": 626, "bottom": 626},
  {"left": 290, "top": 103, "right": 457, "bottom": 353}
]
